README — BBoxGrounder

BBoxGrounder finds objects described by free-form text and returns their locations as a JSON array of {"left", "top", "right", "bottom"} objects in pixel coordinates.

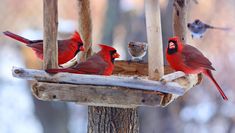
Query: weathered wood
[
  {"left": 173, "top": 0, "right": 188, "bottom": 43},
  {"left": 145, "top": 0, "right": 164, "bottom": 80},
  {"left": 88, "top": 107, "right": 139, "bottom": 132},
  {"left": 43, "top": 0, "right": 58, "bottom": 69},
  {"left": 32, "top": 82, "right": 163, "bottom": 108},
  {"left": 77, "top": 0, "right": 92, "bottom": 61},
  {"left": 113, "top": 61, "right": 174, "bottom": 76},
  {"left": 12, "top": 67, "right": 184, "bottom": 95}
]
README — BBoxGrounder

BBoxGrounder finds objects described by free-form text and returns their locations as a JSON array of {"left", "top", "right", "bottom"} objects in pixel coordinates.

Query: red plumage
[
  {"left": 3, "top": 31, "right": 84, "bottom": 65},
  {"left": 46, "top": 44, "right": 120, "bottom": 76},
  {"left": 166, "top": 36, "right": 228, "bottom": 100}
]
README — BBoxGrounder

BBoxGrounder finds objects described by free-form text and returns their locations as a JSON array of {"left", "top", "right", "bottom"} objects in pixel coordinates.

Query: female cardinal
[
  {"left": 166, "top": 36, "right": 228, "bottom": 100},
  {"left": 46, "top": 44, "right": 120, "bottom": 76},
  {"left": 3, "top": 31, "right": 84, "bottom": 65},
  {"left": 187, "top": 19, "right": 230, "bottom": 39}
]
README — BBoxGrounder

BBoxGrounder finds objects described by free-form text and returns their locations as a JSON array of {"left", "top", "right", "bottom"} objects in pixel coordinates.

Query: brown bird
[{"left": 128, "top": 41, "right": 148, "bottom": 62}]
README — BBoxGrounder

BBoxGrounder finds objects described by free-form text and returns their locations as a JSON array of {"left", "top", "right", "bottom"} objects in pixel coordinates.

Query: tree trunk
[
  {"left": 87, "top": 0, "right": 139, "bottom": 132},
  {"left": 88, "top": 107, "right": 139, "bottom": 133}
]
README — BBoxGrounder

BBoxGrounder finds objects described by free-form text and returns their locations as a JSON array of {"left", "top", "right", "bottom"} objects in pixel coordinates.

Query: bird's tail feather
[
  {"left": 3, "top": 31, "right": 31, "bottom": 44},
  {"left": 204, "top": 70, "right": 228, "bottom": 100}
]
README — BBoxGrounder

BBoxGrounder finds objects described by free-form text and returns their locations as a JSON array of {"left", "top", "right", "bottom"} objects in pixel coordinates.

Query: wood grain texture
[
  {"left": 12, "top": 67, "right": 184, "bottom": 95},
  {"left": 43, "top": 0, "right": 58, "bottom": 69},
  {"left": 145, "top": 0, "right": 164, "bottom": 80},
  {"left": 173, "top": 0, "right": 188, "bottom": 43},
  {"left": 77, "top": 0, "right": 92, "bottom": 61},
  {"left": 113, "top": 61, "right": 174, "bottom": 76},
  {"left": 88, "top": 107, "right": 139, "bottom": 133},
  {"left": 32, "top": 82, "right": 163, "bottom": 108}
]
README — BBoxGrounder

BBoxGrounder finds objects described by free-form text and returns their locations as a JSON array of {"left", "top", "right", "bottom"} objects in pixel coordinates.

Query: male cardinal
[
  {"left": 128, "top": 41, "right": 148, "bottom": 62},
  {"left": 187, "top": 19, "right": 230, "bottom": 38},
  {"left": 166, "top": 36, "right": 228, "bottom": 100},
  {"left": 3, "top": 31, "right": 84, "bottom": 65},
  {"left": 46, "top": 44, "right": 120, "bottom": 76}
]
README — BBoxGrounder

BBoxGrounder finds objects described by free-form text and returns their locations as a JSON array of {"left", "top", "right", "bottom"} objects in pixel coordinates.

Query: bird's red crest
[
  {"left": 98, "top": 44, "right": 116, "bottom": 51},
  {"left": 72, "top": 31, "right": 82, "bottom": 43}
]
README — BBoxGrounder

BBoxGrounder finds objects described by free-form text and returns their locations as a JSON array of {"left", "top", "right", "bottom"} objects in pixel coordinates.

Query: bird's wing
[
  {"left": 182, "top": 44, "right": 215, "bottom": 70},
  {"left": 71, "top": 54, "right": 108, "bottom": 74},
  {"left": 46, "top": 54, "right": 108, "bottom": 75},
  {"left": 26, "top": 41, "right": 43, "bottom": 52}
]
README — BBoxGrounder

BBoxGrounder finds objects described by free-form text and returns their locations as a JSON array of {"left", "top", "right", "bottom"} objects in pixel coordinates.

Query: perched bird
[
  {"left": 128, "top": 41, "right": 148, "bottom": 61},
  {"left": 3, "top": 31, "right": 84, "bottom": 65},
  {"left": 166, "top": 36, "right": 228, "bottom": 100},
  {"left": 46, "top": 44, "right": 120, "bottom": 76},
  {"left": 187, "top": 19, "right": 230, "bottom": 38}
]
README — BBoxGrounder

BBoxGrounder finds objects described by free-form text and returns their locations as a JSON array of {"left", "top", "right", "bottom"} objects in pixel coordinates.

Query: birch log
[
  {"left": 12, "top": 67, "right": 184, "bottom": 95},
  {"left": 43, "top": 0, "right": 58, "bottom": 69},
  {"left": 145, "top": 0, "right": 164, "bottom": 80}
]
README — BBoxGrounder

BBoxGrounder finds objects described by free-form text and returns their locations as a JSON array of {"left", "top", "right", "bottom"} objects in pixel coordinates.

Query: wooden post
[
  {"left": 77, "top": 0, "right": 92, "bottom": 61},
  {"left": 76, "top": 1, "right": 140, "bottom": 132},
  {"left": 172, "top": 0, "right": 188, "bottom": 43},
  {"left": 43, "top": 0, "right": 58, "bottom": 69},
  {"left": 145, "top": 0, "right": 164, "bottom": 80}
]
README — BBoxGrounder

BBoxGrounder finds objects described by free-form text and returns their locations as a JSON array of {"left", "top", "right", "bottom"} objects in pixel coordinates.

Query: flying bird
[
  {"left": 166, "top": 36, "right": 228, "bottom": 100},
  {"left": 46, "top": 44, "right": 120, "bottom": 76},
  {"left": 187, "top": 19, "right": 230, "bottom": 38},
  {"left": 3, "top": 31, "right": 84, "bottom": 65},
  {"left": 128, "top": 41, "right": 148, "bottom": 62}
]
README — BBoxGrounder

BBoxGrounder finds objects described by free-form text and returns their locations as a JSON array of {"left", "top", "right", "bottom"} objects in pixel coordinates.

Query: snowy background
[{"left": 0, "top": 0, "right": 235, "bottom": 133}]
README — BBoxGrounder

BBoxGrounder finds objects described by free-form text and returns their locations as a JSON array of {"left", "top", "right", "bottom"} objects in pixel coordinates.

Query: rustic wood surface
[
  {"left": 172, "top": 0, "right": 188, "bottom": 43},
  {"left": 43, "top": 0, "right": 58, "bottom": 69},
  {"left": 88, "top": 107, "right": 139, "bottom": 133},
  {"left": 12, "top": 67, "right": 184, "bottom": 95},
  {"left": 77, "top": 0, "right": 92, "bottom": 61},
  {"left": 113, "top": 60, "right": 174, "bottom": 76},
  {"left": 32, "top": 82, "right": 163, "bottom": 108},
  {"left": 145, "top": 0, "right": 164, "bottom": 80}
]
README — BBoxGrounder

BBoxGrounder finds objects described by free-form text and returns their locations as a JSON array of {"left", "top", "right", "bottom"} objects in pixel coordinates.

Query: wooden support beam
[
  {"left": 12, "top": 67, "right": 184, "bottom": 95},
  {"left": 173, "top": 0, "right": 188, "bottom": 43},
  {"left": 77, "top": 0, "right": 92, "bottom": 61},
  {"left": 32, "top": 82, "right": 162, "bottom": 108},
  {"left": 43, "top": 0, "right": 58, "bottom": 69},
  {"left": 145, "top": 0, "right": 164, "bottom": 80}
]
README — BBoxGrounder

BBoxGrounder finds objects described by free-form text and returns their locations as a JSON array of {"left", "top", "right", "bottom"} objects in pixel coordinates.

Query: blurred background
[{"left": 0, "top": 0, "right": 235, "bottom": 133}]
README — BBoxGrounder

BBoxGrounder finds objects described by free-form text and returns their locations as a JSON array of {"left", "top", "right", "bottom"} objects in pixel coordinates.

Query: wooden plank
[
  {"left": 32, "top": 82, "right": 163, "bottom": 108},
  {"left": 43, "top": 0, "right": 58, "bottom": 69},
  {"left": 145, "top": 0, "right": 164, "bottom": 80},
  {"left": 113, "top": 60, "right": 174, "bottom": 76},
  {"left": 12, "top": 67, "right": 184, "bottom": 95}
]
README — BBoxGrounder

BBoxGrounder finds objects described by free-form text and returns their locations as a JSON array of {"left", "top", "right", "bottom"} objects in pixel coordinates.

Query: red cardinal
[
  {"left": 166, "top": 36, "right": 228, "bottom": 100},
  {"left": 3, "top": 31, "right": 84, "bottom": 65},
  {"left": 46, "top": 44, "right": 120, "bottom": 76}
]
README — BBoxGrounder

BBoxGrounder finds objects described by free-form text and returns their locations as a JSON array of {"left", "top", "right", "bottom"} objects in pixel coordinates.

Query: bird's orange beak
[
  {"left": 112, "top": 52, "right": 120, "bottom": 58},
  {"left": 79, "top": 46, "right": 85, "bottom": 51}
]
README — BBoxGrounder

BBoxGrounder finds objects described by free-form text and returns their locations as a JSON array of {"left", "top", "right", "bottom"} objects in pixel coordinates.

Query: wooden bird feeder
[{"left": 12, "top": 0, "right": 202, "bottom": 132}]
